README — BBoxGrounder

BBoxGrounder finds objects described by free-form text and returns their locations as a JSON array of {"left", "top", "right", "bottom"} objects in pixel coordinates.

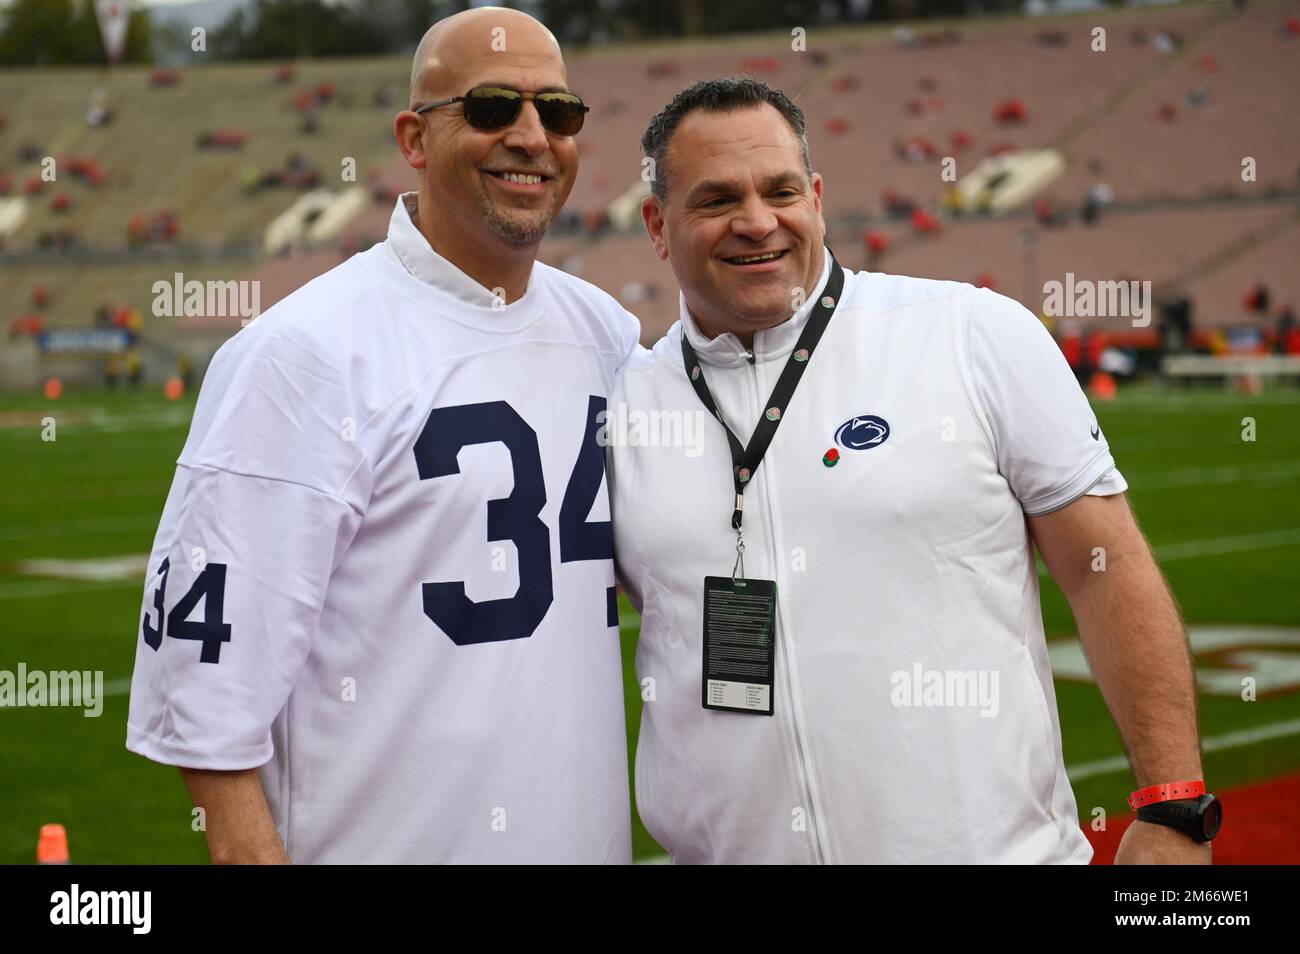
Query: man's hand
[{"left": 1115, "top": 818, "right": 1211, "bottom": 864}]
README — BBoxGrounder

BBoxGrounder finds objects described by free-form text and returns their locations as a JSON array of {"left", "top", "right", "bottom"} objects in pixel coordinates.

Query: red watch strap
[{"left": 1128, "top": 780, "right": 1205, "bottom": 811}]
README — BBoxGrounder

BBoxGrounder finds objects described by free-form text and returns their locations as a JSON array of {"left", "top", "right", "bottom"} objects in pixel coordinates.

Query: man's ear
[
  {"left": 395, "top": 112, "right": 427, "bottom": 169},
  {"left": 641, "top": 195, "right": 669, "bottom": 261},
  {"left": 812, "top": 172, "right": 826, "bottom": 238}
]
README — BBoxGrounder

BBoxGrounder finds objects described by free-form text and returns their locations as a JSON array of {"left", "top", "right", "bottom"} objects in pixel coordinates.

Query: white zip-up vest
[{"left": 610, "top": 252, "right": 1126, "bottom": 863}]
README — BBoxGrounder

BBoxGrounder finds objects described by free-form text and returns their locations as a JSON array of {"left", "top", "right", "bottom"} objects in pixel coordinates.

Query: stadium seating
[{"left": 1, "top": 0, "right": 1297, "bottom": 385}]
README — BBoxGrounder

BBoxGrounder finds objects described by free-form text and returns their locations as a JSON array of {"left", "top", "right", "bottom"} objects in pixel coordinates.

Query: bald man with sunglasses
[{"left": 127, "top": 7, "right": 641, "bottom": 864}]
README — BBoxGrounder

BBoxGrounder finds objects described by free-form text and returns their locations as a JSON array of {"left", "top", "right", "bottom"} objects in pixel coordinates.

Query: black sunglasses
[{"left": 415, "top": 86, "right": 590, "bottom": 136}]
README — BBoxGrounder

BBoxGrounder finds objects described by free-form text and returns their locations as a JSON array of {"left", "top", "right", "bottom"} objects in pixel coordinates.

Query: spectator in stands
[
  {"left": 895, "top": 137, "right": 934, "bottom": 162},
  {"left": 993, "top": 98, "right": 1027, "bottom": 124},
  {"left": 583, "top": 208, "right": 610, "bottom": 237},
  {"left": 554, "top": 208, "right": 581, "bottom": 234},
  {"left": 9, "top": 315, "right": 44, "bottom": 340},
  {"left": 910, "top": 208, "right": 941, "bottom": 235},
  {"left": 125, "top": 350, "right": 142, "bottom": 388},
  {"left": 1156, "top": 286, "right": 1193, "bottom": 359},
  {"left": 894, "top": 26, "right": 920, "bottom": 48},
  {"left": 864, "top": 229, "right": 888, "bottom": 262},
  {"left": 881, "top": 189, "right": 916, "bottom": 219},
  {"left": 620, "top": 281, "right": 650, "bottom": 304},
  {"left": 1244, "top": 282, "right": 1271, "bottom": 315},
  {"left": 1081, "top": 183, "right": 1113, "bottom": 225},
  {"left": 1276, "top": 306, "right": 1296, "bottom": 354},
  {"left": 85, "top": 102, "right": 114, "bottom": 128},
  {"left": 1035, "top": 197, "right": 1063, "bottom": 227},
  {"left": 37, "top": 228, "right": 78, "bottom": 252}
]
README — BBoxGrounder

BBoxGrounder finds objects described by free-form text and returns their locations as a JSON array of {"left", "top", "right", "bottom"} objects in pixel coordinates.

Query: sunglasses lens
[
  {"left": 463, "top": 87, "right": 522, "bottom": 129},
  {"left": 536, "top": 93, "right": 587, "bottom": 135}
]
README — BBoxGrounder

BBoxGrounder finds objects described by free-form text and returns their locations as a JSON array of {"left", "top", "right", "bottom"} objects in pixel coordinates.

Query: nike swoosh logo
[{"left": 1091, "top": 426, "right": 1100, "bottom": 441}]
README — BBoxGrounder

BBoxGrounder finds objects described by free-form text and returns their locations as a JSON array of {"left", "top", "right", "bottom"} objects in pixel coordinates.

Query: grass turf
[{"left": 1, "top": 385, "right": 1297, "bottom": 863}]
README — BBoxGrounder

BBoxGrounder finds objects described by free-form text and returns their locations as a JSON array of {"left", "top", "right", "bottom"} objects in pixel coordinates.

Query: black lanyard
[{"left": 680, "top": 250, "right": 844, "bottom": 535}]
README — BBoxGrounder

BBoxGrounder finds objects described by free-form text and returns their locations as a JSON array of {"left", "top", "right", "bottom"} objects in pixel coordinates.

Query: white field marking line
[
  {"left": 0, "top": 514, "right": 158, "bottom": 541},
  {"left": 1125, "top": 460, "right": 1300, "bottom": 489},
  {"left": 0, "top": 407, "right": 191, "bottom": 436},
  {"left": 88, "top": 406, "right": 193, "bottom": 431},
  {"left": 1067, "top": 718, "right": 1300, "bottom": 782},
  {"left": 1102, "top": 394, "right": 1300, "bottom": 408},
  {"left": 0, "top": 578, "right": 140, "bottom": 600},
  {"left": 1154, "top": 527, "right": 1300, "bottom": 561},
  {"left": 1037, "top": 526, "right": 1300, "bottom": 576},
  {"left": 14, "top": 554, "right": 150, "bottom": 581},
  {"left": 1112, "top": 433, "right": 1300, "bottom": 453}
]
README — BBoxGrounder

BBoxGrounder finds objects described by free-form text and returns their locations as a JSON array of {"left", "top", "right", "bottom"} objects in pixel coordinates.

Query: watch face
[{"left": 1200, "top": 795, "right": 1223, "bottom": 840}]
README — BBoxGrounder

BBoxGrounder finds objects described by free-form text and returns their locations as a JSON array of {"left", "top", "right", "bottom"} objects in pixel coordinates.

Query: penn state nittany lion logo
[{"left": 835, "top": 415, "right": 890, "bottom": 450}]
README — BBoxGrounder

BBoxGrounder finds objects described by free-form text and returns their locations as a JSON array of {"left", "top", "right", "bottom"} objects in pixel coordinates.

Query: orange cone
[
  {"left": 1088, "top": 371, "right": 1117, "bottom": 401},
  {"left": 38, "top": 823, "right": 69, "bottom": 864}
]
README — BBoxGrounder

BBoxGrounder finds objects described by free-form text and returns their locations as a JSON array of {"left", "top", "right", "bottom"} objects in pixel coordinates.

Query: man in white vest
[{"left": 609, "top": 77, "right": 1217, "bottom": 864}]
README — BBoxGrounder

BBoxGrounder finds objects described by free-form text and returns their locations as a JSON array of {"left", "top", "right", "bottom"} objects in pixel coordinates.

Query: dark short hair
[{"left": 641, "top": 76, "right": 813, "bottom": 202}]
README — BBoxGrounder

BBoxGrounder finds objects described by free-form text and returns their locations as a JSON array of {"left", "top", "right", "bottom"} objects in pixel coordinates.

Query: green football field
[{"left": 1, "top": 384, "right": 1298, "bottom": 864}]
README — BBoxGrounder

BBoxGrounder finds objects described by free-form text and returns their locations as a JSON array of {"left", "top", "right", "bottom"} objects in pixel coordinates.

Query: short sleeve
[
  {"left": 611, "top": 304, "right": 649, "bottom": 377},
  {"left": 964, "top": 286, "right": 1126, "bottom": 515},
  {"left": 126, "top": 329, "right": 369, "bottom": 769}
]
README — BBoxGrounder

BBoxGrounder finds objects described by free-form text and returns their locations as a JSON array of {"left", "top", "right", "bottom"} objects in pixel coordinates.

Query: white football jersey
[
  {"left": 610, "top": 249, "right": 1127, "bottom": 864},
  {"left": 127, "top": 194, "right": 640, "bottom": 864}
]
